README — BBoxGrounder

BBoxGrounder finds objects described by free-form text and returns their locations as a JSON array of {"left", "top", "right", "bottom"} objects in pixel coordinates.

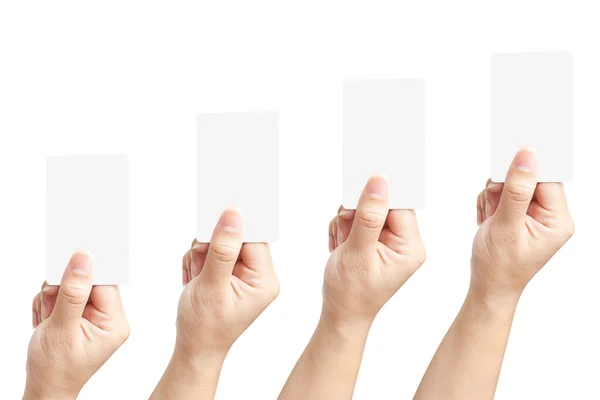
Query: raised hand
[
  {"left": 415, "top": 148, "right": 574, "bottom": 400},
  {"left": 280, "top": 175, "right": 426, "bottom": 400},
  {"left": 152, "top": 208, "right": 279, "bottom": 400},
  {"left": 25, "top": 251, "right": 129, "bottom": 400},
  {"left": 325, "top": 175, "right": 426, "bottom": 323},
  {"left": 473, "top": 147, "right": 574, "bottom": 298}
]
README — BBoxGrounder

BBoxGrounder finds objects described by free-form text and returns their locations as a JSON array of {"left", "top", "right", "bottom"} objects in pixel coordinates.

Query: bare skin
[
  {"left": 279, "top": 175, "right": 426, "bottom": 400},
  {"left": 151, "top": 208, "right": 280, "bottom": 400},
  {"left": 25, "top": 251, "right": 129, "bottom": 400},
  {"left": 414, "top": 148, "right": 574, "bottom": 400}
]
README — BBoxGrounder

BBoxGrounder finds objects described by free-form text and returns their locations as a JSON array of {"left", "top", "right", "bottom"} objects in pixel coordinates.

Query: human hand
[
  {"left": 325, "top": 175, "right": 426, "bottom": 325},
  {"left": 177, "top": 207, "right": 280, "bottom": 358},
  {"left": 26, "top": 251, "right": 129, "bottom": 400},
  {"left": 472, "top": 148, "right": 574, "bottom": 299}
]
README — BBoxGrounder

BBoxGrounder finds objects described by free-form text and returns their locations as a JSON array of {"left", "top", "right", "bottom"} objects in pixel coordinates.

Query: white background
[{"left": 0, "top": 1, "right": 598, "bottom": 399}]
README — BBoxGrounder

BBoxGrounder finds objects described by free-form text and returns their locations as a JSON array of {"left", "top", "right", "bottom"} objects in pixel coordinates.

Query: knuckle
[
  {"left": 60, "top": 285, "right": 89, "bottom": 306},
  {"left": 415, "top": 245, "right": 427, "bottom": 266},
  {"left": 118, "top": 322, "right": 131, "bottom": 343},
  {"left": 564, "top": 219, "right": 575, "bottom": 239},
  {"left": 356, "top": 209, "right": 385, "bottom": 230},
  {"left": 504, "top": 183, "right": 534, "bottom": 204},
  {"left": 270, "top": 279, "right": 281, "bottom": 299},
  {"left": 210, "top": 242, "right": 239, "bottom": 263}
]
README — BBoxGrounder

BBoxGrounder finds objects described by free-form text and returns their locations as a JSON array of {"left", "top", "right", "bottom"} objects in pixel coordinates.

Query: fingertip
[
  {"left": 512, "top": 147, "right": 538, "bottom": 174},
  {"left": 42, "top": 285, "right": 59, "bottom": 296},
  {"left": 364, "top": 174, "right": 390, "bottom": 201},
  {"left": 218, "top": 207, "right": 244, "bottom": 234},
  {"left": 339, "top": 208, "right": 356, "bottom": 220},
  {"left": 192, "top": 242, "right": 209, "bottom": 252},
  {"left": 486, "top": 181, "right": 503, "bottom": 194},
  {"left": 68, "top": 250, "right": 94, "bottom": 277},
  {"left": 73, "top": 248, "right": 94, "bottom": 260}
]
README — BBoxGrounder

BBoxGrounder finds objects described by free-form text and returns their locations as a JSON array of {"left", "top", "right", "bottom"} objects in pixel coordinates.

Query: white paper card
[
  {"left": 343, "top": 79, "right": 425, "bottom": 209},
  {"left": 46, "top": 155, "right": 129, "bottom": 285},
  {"left": 196, "top": 112, "right": 279, "bottom": 242},
  {"left": 491, "top": 52, "right": 573, "bottom": 182}
]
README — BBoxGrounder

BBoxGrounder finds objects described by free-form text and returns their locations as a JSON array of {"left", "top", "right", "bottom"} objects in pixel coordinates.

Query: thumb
[
  {"left": 51, "top": 250, "right": 94, "bottom": 329},
  {"left": 201, "top": 208, "right": 244, "bottom": 286},
  {"left": 495, "top": 148, "right": 538, "bottom": 225},
  {"left": 346, "top": 175, "right": 390, "bottom": 251}
]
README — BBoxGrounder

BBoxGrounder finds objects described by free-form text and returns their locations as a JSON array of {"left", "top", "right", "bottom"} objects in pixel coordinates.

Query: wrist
[
  {"left": 317, "top": 309, "right": 374, "bottom": 344},
  {"left": 152, "top": 342, "right": 227, "bottom": 399},
  {"left": 171, "top": 339, "right": 228, "bottom": 374},
  {"left": 466, "top": 283, "right": 521, "bottom": 317},
  {"left": 23, "top": 383, "right": 77, "bottom": 400}
]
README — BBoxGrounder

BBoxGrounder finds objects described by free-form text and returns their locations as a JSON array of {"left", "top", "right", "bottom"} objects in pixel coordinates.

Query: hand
[
  {"left": 325, "top": 175, "right": 426, "bottom": 325},
  {"left": 472, "top": 148, "right": 575, "bottom": 298},
  {"left": 25, "top": 251, "right": 129, "bottom": 400},
  {"left": 151, "top": 208, "right": 279, "bottom": 399},
  {"left": 277, "top": 176, "right": 426, "bottom": 400},
  {"left": 177, "top": 207, "right": 280, "bottom": 357}
]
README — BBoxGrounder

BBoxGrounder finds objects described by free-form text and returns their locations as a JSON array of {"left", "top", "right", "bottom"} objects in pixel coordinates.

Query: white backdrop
[{"left": 1, "top": 1, "right": 598, "bottom": 399}]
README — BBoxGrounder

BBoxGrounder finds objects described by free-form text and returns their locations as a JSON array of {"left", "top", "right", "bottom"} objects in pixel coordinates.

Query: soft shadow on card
[
  {"left": 343, "top": 79, "right": 425, "bottom": 210},
  {"left": 196, "top": 112, "right": 279, "bottom": 243},
  {"left": 46, "top": 155, "right": 129, "bottom": 285},
  {"left": 491, "top": 52, "right": 573, "bottom": 182}
]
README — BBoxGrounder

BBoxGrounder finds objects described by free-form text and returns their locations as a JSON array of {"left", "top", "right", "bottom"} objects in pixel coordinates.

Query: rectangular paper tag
[
  {"left": 46, "top": 155, "right": 129, "bottom": 285},
  {"left": 343, "top": 79, "right": 426, "bottom": 209},
  {"left": 491, "top": 52, "right": 573, "bottom": 182},
  {"left": 196, "top": 112, "right": 279, "bottom": 242}
]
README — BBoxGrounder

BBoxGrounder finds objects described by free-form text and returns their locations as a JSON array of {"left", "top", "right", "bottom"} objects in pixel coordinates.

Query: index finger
[
  {"left": 90, "top": 285, "right": 124, "bottom": 315},
  {"left": 534, "top": 182, "right": 568, "bottom": 211}
]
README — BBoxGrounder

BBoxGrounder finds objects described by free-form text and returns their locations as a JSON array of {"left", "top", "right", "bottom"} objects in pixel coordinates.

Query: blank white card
[
  {"left": 197, "top": 112, "right": 279, "bottom": 242},
  {"left": 343, "top": 79, "right": 425, "bottom": 209},
  {"left": 491, "top": 52, "right": 573, "bottom": 182},
  {"left": 46, "top": 155, "right": 129, "bottom": 285}
]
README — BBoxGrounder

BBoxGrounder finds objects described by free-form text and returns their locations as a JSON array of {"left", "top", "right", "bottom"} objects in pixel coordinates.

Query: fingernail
[
  {"left": 192, "top": 241, "right": 204, "bottom": 250},
  {"left": 487, "top": 182, "right": 498, "bottom": 190},
  {"left": 366, "top": 175, "right": 389, "bottom": 200},
  {"left": 70, "top": 250, "right": 93, "bottom": 276},
  {"left": 220, "top": 208, "right": 243, "bottom": 233},
  {"left": 514, "top": 148, "right": 537, "bottom": 172}
]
